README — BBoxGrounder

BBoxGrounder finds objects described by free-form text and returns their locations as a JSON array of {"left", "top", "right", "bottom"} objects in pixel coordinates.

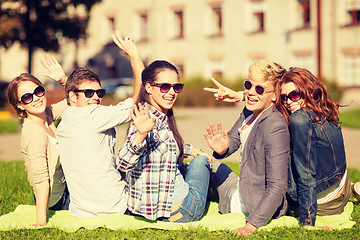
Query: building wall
[{"left": 0, "top": 0, "right": 359, "bottom": 89}]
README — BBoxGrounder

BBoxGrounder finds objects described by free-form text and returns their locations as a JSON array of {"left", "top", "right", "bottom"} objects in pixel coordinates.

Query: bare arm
[
  {"left": 112, "top": 30, "right": 144, "bottom": 101},
  {"left": 32, "top": 187, "right": 49, "bottom": 226}
]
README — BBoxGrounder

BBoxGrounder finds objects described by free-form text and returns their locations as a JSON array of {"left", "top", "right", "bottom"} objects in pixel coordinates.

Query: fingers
[
  {"left": 217, "top": 121, "right": 222, "bottom": 134},
  {"left": 133, "top": 104, "right": 140, "bottom": 117},
  {"left": 203, "top": 87, "right": 218, "bottom": 93},
  {"left": 210, "top": 77, "right": 224, "bottom": 90}
]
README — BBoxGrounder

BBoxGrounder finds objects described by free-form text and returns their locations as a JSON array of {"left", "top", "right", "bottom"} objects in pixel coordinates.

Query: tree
[{"left": 0, "top": 0, "right": 101, "bottom": 73}]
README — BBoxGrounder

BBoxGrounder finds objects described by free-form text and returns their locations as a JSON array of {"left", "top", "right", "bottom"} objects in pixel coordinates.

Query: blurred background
[
  {"left": 0, "top": 0, "right": 360, "bottom": 165},
  {"left": 0, "top": 0, "right": 359, "bottom": 109}
]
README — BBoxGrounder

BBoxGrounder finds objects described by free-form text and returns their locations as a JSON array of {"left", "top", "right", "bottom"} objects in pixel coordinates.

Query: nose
[{"left": 168, "top": 87, "right": 176, "bottom": 95}]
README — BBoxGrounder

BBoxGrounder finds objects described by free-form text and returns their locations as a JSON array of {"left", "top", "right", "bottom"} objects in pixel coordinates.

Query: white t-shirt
[
  {"left": 57, "top": 98, "right": 133, "bottom": 217},
  {"left": 230, "top": 113, "right": 261, "bottom": 213}
]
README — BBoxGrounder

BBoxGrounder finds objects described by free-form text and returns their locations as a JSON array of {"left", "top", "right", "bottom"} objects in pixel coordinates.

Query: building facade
[{"left": 1, "top": 0, "right": 359, "bottom": 89}]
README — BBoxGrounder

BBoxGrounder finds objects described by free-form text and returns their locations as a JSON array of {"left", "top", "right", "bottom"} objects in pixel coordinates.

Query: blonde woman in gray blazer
[{"left": 6, "top": 56, "right": 68, "bottom": 226}]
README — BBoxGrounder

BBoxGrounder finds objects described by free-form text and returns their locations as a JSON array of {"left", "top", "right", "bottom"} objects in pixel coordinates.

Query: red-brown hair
[{"left": 275, "top": 67, "right": 340, "bottom": 126}]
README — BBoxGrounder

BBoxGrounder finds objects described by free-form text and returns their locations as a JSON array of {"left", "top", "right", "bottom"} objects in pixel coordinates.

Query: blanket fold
[{"left": 0, "top": 202, "right": 355, "bottom": 232}]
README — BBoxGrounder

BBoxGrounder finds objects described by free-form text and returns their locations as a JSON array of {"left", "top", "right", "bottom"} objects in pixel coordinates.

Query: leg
[
  {"left": 211, "top": 161, "right": 238, "bottom": 214},
  {"left": 171, "top": 155, "right": 210, "bottom": 222}
]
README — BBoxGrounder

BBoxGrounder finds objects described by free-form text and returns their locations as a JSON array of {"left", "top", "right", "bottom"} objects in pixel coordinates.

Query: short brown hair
[
  {"left": 65, "top": 68, "right": 101, "bottom": 104},
  {"left": 6, "top": 73, "right": 43, "bottom": 119}
]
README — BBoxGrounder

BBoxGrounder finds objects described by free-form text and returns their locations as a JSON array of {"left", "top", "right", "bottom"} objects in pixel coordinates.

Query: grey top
[{"left": 57, "top": 98, "right": 133, "bottom": 217}]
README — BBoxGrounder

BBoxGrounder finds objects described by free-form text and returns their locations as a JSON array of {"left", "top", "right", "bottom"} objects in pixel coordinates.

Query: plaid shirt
[{"left": 116, "top": 105, "right": 190, "bottom": 220}]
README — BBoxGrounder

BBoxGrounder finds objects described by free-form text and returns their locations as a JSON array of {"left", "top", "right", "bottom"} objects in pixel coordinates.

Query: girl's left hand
[
  {"left": 40, "top": 54, "right": 67, "bottom": 85},
  {"left": 132, "top": 102, "right": 156, "bottom": 135}
]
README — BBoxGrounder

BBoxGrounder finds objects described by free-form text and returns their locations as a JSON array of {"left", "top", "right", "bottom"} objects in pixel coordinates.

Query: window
[
  {"left": 346, "top": 0, "right": 360, "bottom": 25},
  {"left": 177, "top": 64, "right": 184, "bottom": 77},
  {"left": 247, "top": 0, "right": 266, "bottom": 33},
  {"left": 252, "top": 11, "right": 264, "bottom": 32},
  {"left": 207, "top": 58, "right": 224, "bottom": 78},
  {"left": 345, "top": 54, "right": 360, "bottom": 86},
  {"left": 298, "top": 0, "right": 310, "bottom": 28},
  {"left": 205, "top": 4, "right": 223, "bottom": 37},
  {"left": 107, "top": 16, "right": 115, "bottom": 31},
  {"left": 173, "top": 10, "right": 184, "bottom": 38},
  {"left": 139, "top": 12, "right": 149, "bottom": 41}
]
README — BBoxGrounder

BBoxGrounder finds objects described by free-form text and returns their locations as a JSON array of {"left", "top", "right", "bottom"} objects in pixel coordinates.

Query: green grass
[
  {"left": 1, "top": 161, "right": 360, "bottom": 239},
  {"left": 0, "top": 119, "right": 19, "bottom": 134},
  {"left": 340, "top": 109, "right": 360, "bottom": 129}
]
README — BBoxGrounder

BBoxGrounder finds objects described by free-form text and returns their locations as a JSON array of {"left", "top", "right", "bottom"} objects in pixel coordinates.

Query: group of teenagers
[{"left": 6, "top": 31, "right": 360, "bottom": 236}]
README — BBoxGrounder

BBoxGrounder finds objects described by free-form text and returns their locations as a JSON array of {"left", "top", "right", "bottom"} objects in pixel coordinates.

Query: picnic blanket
[{"left": 0, "top": 202, "right": 355, "bottom": 232}]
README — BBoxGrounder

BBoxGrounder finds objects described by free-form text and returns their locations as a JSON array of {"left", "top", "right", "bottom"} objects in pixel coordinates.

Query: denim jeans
[{"left": 164, "top": 155, "right": 210, "bottom": 223}]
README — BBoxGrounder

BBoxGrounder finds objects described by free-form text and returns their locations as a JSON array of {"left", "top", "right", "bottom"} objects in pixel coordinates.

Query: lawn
[
  {"left": 0, "top": 161, "right": 359, "bottom": 239},
  {"left": 340, "top": 108, "right": 360, "bottom": 129}
]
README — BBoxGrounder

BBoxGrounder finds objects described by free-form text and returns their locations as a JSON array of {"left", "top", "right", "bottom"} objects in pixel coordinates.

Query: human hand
[
  {"left": 112, "top": 29, "right": 138, "bottom": 58},
  {"left": 204, "top": 77, "right": 243, "bottom": 103},
  {"left": 199, "top": 151, "right": 213, "bottom": 168},
  {"left": 40, "top": 54, "right": 66, "bottom": 85},
  {"left": 230, "top": 222, "right": 257, "bottom": 236},
  {"left": 203, "top": 121, "right": 229, "bottom": 156},
  {"left": 132, "top": 102, "right": 156, "bottom": 136}
]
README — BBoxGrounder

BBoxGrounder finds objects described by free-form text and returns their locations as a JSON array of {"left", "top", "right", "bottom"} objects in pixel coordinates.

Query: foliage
[
  {"left": 339, "top": 109, "right": 360, "bottom": 129},
  {"left": 324, "top": 78, "right": 344, "bottom": 103},
  {"left": 0, "top": 0, "right": 101, "bottom": 72},
  {"left": 0, "top": 119, "right": 18, "bottom": 133},
  {"left": 1, "top": 160, "right": 360, "bottom": 239},
  {"left": 175, "top": 76, "right": 244, "bottom": 107}
]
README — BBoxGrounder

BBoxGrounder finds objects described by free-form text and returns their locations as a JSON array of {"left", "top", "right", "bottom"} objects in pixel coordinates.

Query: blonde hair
[{"left": 248, "top": 60, "right": 286, "bottom": 84}]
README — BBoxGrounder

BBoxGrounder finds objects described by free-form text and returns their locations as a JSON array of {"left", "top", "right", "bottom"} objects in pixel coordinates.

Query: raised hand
[
  {"left": 112, "top": 29, "right": 139, "bottom": 58},
  {"left": 40, "top": 54, "right": 66, "bottom": 85},
  {"left": 204, "top": 77, "right": 243, "bottom": 103},
  {"left": 204, "top": 121, "right": 229, "bottom": 156},
  {"left": 132, "top": 102, "right": 156, "bottom": 136}
]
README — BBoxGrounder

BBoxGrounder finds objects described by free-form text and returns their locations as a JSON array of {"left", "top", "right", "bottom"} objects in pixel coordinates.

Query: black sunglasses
[
  {"left": 18, "top": 86, "right": 45, "bottom": 104},
  {"left": 74, "top": 89, "right": 106, "bottom": 98},
  {"left": 280, "top": 90, "right": 301, "bottom": 104},
  {"left": 151, "top": 83, "right": 184, "bottom": 93},
  {"left": 243, "top": 80, "right": 272, "bottom": 95}
]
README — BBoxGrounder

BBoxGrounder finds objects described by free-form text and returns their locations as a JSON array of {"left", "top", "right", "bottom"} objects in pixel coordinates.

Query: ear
[
  {"left": 271, "top": 92, "right": 277, "bottom": 102},
  {"left": 145, "top": 83, "right": 152, "bottom": 95},
  {"left": 69, "top": 91, "right": 78, "bottom": 105}
]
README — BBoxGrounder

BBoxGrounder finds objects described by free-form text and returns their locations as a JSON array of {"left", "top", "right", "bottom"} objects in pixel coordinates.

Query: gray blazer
[{"left": 214, "top": 106, "right": 290, "bottom": 227}]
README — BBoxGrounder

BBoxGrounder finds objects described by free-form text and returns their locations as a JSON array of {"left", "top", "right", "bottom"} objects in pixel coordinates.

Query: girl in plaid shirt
[{"left": 117, "top": 60, "right": 211, "bottom": 222}]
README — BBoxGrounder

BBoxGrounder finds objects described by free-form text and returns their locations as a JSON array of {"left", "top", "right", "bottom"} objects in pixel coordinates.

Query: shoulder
[
  {"left": 289, "top": 109, "right": 311, "bottom": 127},
  {"left": 261, "top": 107, "right": 288, "bottom": 128},
  {"left": 21, "top": 120, "right": 47, "bottom": 145}
]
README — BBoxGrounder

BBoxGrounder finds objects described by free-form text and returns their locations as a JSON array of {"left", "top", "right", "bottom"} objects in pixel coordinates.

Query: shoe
[{"left": 351, "top": 182, "right": 360, "bottom": 201}]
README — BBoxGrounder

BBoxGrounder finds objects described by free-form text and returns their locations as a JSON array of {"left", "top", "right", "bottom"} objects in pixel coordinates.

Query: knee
[{"left": 191, "top": 155, "right": 210, "bottom": 168}]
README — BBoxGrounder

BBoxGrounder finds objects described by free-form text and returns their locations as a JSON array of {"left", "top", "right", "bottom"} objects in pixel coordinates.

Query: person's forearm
[
  {"left": 34, "top": 187, "right": 50, "bottom": 226},
  {"left": 130, "top": 54, "right": 145, "bottom": 101}
]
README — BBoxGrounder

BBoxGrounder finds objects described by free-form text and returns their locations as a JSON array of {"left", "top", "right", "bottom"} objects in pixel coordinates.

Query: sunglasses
[
  {"left": 151, "top": 83, "right": 184, "bottom": 93},
  {"left": 18, "top": 86, "right": 45, "bottom": 104},
  {"left": 280, "top": 90, "right": 301, "bottom": 104},
  {"left": 74, "top": 89, "right": 106, "bottom": 98},
  {"left": 243, "top": 80, "right": 273, "bottom": 95}
]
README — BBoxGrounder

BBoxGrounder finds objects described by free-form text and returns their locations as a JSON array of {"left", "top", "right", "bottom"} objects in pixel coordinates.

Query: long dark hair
[
  {"left": 276, "top": 67, "right": 340, "bottom": 126},
  {"left": 138, "top": 60, "right": 185, "bottom": 165}
]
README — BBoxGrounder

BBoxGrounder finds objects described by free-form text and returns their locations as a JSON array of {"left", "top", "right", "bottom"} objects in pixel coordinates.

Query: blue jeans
[{"left": 166, "top": 155, "right": 211, "bottom": 222}]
